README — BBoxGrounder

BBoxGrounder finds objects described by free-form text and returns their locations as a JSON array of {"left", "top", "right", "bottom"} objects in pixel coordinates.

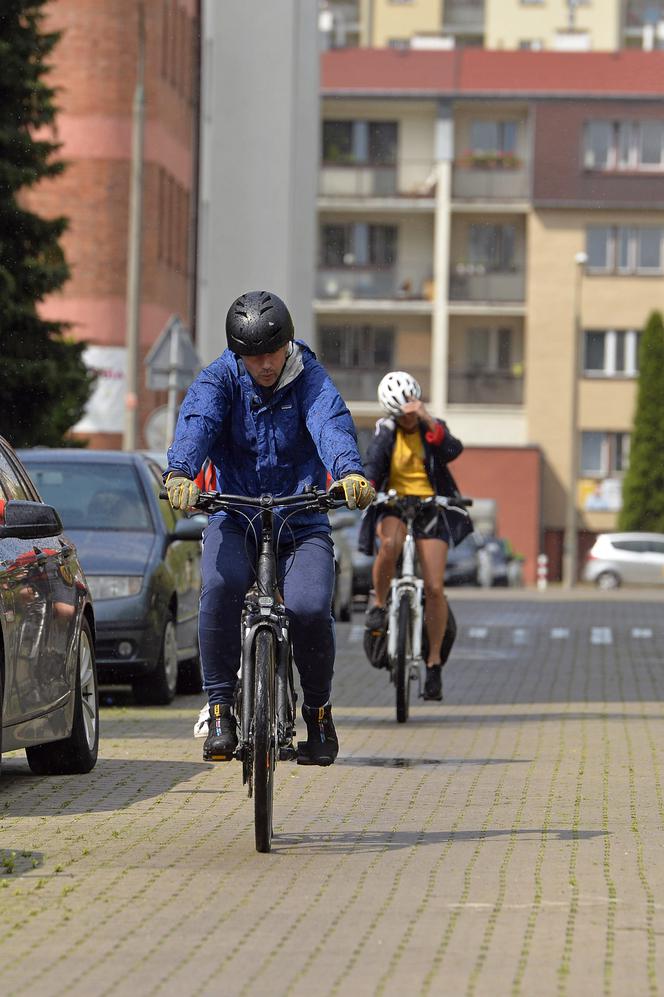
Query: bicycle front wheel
[
  {"left": 253, "top": 629, "right": 276, "bottom": 853},
  {"left": 396, "top": 594, "right": 411, "bottom": 724}
]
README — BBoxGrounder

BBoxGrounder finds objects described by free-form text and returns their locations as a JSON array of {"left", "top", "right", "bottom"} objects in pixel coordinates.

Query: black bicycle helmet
[{"left": 225, "top": 290, "right": 295, "bottom": 356}]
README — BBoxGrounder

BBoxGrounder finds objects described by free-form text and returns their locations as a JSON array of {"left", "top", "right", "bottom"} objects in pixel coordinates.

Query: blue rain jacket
[{"left": 166, "top": 341, "right": 365, "bottom": 537}]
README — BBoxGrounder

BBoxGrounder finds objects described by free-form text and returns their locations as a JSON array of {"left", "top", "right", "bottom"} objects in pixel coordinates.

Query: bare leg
[
  {"left": 372, "top": 517, "right": 406, "bottom": 608},
  {"left": 416, "top": 538, "right": 449, "bottom": 668}
]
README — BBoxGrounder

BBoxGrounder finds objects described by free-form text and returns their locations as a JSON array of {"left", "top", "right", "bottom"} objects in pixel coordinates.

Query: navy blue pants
[{"left": 198, "top": 518, "right": 336, "bottom": 709}]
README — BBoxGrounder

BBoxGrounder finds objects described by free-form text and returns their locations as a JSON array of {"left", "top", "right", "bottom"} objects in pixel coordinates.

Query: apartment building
[
  {"left": 28, "top": 0, "right": 200, "bottom": 450},
  {"left": 323, "top": 0, "right": 664, "bottom": 51},
  {"left": 319, "top": 48, "right": 664, "bottom": 581}
]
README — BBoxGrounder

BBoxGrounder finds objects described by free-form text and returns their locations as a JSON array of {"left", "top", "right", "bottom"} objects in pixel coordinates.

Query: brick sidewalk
[{"left": 0, "top": 597, "right": 663, "bottom": 996}]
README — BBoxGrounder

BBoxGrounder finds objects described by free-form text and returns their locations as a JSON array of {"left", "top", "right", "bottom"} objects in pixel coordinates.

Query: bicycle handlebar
[
  {"left": 373, "top": 490, "right": 473, "bottom": 511},
  {"left": 159, "top": 486, "right": 347, "bottom": 514}
]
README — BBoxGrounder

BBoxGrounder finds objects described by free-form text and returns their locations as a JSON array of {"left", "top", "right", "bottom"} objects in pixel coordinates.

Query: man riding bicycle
[
  {"left": 360, "top": 371, "right": 471, "bottom": 701},
  {"left": 165, "top": 291, "right": 374, "bottom": 765}
]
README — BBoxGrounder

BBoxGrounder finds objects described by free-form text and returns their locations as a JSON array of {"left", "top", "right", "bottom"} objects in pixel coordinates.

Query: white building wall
[{"left": 198, "top": 0, "right": 319, "bottom": 364}]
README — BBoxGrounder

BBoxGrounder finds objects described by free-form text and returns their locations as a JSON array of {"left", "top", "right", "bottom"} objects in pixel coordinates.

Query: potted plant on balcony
[{"left": 457, "top": 149, "right": 521, "bottom": 170}]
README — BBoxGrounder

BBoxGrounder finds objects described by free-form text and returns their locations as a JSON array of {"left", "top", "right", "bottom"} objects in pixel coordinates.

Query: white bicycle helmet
[{"left": 377, "top": 371, "right": 422, "bottom": 416}]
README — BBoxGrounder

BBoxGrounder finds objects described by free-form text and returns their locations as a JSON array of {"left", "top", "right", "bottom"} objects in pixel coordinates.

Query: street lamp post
[
  {"left": 123, "top": 1, "right": 145, "bottom": 451},
  {"left": 562, "top": 250, "right": 587, "bottom": 588}
]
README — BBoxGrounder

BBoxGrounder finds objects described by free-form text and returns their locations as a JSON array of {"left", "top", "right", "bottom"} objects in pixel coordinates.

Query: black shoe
[
  {"left": 365, "top": 605, "right": 386, "bottom": 632},
  {"left": 423, "top": 664, "right": 443, "bottom": 702},
  {"left": 297, "top": 704, "right": 339, "bottom": 766},
  {"left": 203, "top": 704, "right": 238, "bottom": 761}
]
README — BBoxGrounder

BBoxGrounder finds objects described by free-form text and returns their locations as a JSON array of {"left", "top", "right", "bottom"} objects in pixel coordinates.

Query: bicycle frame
[{"left": 386, "top": 503, "right": 425, "bottom": 688}]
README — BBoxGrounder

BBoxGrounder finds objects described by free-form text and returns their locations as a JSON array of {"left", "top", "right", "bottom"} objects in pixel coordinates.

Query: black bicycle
[{"left": 191, "top": 486, "right": 345, "bottom": 853}]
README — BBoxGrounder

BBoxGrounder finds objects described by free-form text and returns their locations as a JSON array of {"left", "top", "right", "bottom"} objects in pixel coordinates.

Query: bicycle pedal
[{"left": 279, "top": 743, "right": 298, "bottom": 761}]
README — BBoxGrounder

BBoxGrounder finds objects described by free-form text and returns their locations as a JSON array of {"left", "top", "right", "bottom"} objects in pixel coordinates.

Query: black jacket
[{"left": 358, "top": 416, "right": 473, "bottom": 555}]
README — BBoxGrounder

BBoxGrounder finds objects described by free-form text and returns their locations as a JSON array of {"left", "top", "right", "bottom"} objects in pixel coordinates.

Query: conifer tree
[
  {"left": 0, "top": 0, "right": 93, "bottom": 447},
  {"left": 618, "top": 310, "right": 664, "bottom": 532}
]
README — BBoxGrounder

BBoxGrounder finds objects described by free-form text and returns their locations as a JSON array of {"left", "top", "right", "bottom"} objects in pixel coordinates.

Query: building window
[
  {"left": 583, "top": 120, "right": 664, "bottom": 171},
  {"left": 586, "top": 226, "right": 663, "bottom": 274},
  {"left": 387, "top": 38, "right": 410, "bottom": 49},
  {"left": 469, "top": 223, "right": 516, "bottom": 271},
  {"left": 470, "top": 120, "right": 517, "bottom": 155},
  {"left": 319, "top": 325, "right": 394, "bottom": 368},
  {"left": 580, "top": 432, "right": 631, "bottom": 477},
  {"left": 583, "top": 330, "right": 641, "bottom": 377},
  {"left": 322, "top": 120, "right": 398, "bottom": 165},
  {"left": 320, "top": 223, "right": 398, "bottom": 267},
  {"left": 467, "top": 327, "right": 519, "bottom": 371}
]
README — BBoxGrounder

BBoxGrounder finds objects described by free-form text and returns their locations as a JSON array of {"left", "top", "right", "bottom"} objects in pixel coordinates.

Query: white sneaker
[{"left": 193, "top": 702, "right": 210, "bottom": 738}]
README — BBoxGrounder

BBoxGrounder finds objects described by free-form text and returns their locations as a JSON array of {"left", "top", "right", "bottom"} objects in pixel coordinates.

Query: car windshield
[{"left": 23, "top": 461, "right": 154, "bottom": 532}]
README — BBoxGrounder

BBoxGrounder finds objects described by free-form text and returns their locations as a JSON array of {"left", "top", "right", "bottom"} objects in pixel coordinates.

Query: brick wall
[{"left": 453, "top": 446, "right": 542, "bottom": 586}]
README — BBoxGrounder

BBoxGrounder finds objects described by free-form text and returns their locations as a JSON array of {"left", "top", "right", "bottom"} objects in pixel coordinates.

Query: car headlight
[{"left": 86, "top": 576, "right": 143, "bottom": 600}]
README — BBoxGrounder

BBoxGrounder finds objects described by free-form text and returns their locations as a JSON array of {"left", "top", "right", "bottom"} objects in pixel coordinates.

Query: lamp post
[
  {"left": 123, "top": 1, "right": 145, "bottom": 451},
  {"left": 562, "top": 250, "right": 588, "bottom": 588}
]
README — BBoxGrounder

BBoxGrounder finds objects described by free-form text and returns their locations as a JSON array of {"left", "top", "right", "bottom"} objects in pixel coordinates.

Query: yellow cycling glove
[
  {"left": 165, "top": 473, "right": 200, "bottom": 510},
  {"left": 330, "top": 473, "right": 375, "bottom": 511}
]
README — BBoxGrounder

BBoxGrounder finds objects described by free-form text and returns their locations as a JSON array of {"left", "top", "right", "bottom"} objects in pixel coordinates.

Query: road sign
[{"left": 144, "top": 315, "right": 200, "bottom": 391}]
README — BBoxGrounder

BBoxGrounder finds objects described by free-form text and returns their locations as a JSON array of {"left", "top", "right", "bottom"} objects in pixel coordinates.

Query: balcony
[
  {"left": 319, "top": 160, "right": 436, "bottom": 201},
  {"left": 449, "top": 265, "right": 525, "bottom": 303},
  {"left": 448, "top": 369, "right": 524, "bottom": 406},
  {"left": 443, "top": 0, "right": 485, "bottom": 31},
  {"left": 452, "top": 166, "right": 529, "bottom": 201},
  {"left": 317, "top": 269, "right": 433, "bottom": 303},
  {"left": 327, "top": 366, "right": 431, "bottom": 402}
]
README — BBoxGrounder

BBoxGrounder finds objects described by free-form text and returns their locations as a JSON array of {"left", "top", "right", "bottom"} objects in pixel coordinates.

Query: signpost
[{"left": 144, "top": 315, "right": 200, "bottom": 450}]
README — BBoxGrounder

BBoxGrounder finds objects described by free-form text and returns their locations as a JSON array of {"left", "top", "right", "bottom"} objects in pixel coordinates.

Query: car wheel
[
  {"left": 596, "top": 571, "right": 621, "bottom": 591},
  {"left": 133, "top": 617, "right": 178, "bottom": 706},
  {"left": 26, "top": 618, "right": 99, "bottom": 776},
  {"left": 177, "top": 652, "right": 203, "bottom": 695}
]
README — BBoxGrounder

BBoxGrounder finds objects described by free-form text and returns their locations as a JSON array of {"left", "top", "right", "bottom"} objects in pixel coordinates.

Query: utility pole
[
  {"left": 562, "top": 251, "right": 587, "bottom": 588},
  {"left": 123, "top": 1, "right": 146, "bottom": 451}
]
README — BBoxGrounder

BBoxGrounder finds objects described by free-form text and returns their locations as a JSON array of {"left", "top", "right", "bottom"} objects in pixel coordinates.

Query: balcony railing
[
  {"left": 452, "top": 166, "right": 529, "bottom": 200},
  {"left": 319, "top": 160, "right": 437, "bottom": 199},
  {"left": 448, "top": 370, "right": 524, "bottom": 406},
  {"left": 443, "top": 0, "right": 485, "bottom": 31},
  {"left": 317, "top": 269, "right": 433, "bottom": 301},
  {"left": 326, "top": 366, "right": 431, "bottom": 402},
  {"left": 449, "top": 265, "right": 525, "bottom": 303}
]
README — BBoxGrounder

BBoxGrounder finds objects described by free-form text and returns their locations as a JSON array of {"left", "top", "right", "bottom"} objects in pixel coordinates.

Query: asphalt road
[{"left": 1, "top": 590, "right": 664, "bottom": 996}]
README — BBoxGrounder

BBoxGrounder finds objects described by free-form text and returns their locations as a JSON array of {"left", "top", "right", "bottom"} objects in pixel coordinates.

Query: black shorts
[{"left": 377, "top": 501, "right": 451, "bottom": 545}]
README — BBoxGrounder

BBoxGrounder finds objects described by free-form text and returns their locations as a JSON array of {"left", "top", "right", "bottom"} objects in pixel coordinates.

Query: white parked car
[{"left": 583, "top": 532, "right": 664, "bottom": 589}]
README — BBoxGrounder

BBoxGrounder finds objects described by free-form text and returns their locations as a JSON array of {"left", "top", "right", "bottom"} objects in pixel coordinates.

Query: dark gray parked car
[
  {"left": 19, "top": 450, "right": 204, "bottom": 705},
  {"left": 0, "top": 436, "right": 99, "bottom": 775}
]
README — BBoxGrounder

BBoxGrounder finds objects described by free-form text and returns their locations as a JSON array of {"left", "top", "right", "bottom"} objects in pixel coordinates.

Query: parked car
[
  {"left": 445, "top": 532, "right": 482, "bottom": 586},
  {"left": 583, "top": 532, "right": 664, "bottom": 589},
  {"left": 339, "top": 510, "right": 374, "bottom": 599},
  {"left": 19, "top": 450, "right": 204, "bottom": 704},
  {"left": 0, "top": 436, "right": 99, "bottom": 775},
  {"left": 329, "top": 508, "right": 355, "bottom": 621},
  {"left": 477, "top": 536, "right": 524, "bottom": 588}
]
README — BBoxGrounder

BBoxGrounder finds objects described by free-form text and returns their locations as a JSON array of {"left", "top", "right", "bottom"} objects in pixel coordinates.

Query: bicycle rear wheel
[
  {"left": 396, "top": 594, "right": 411, "bottom": 724},
  {"left": 253, "top": 629, "right": 276, "bottom": 853}
]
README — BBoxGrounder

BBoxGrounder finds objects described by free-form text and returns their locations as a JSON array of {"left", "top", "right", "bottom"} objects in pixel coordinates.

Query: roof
[{"left": 321, "top": 49, "right": 664, "bottom": 100}]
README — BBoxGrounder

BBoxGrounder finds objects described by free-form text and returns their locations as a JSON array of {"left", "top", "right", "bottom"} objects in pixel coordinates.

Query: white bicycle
[{"left": 376, "top": 491, "right": 472, "bottom": 722}]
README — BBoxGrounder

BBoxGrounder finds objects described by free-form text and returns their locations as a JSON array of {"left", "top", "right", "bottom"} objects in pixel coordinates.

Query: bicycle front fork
[{"left": 386, "top": 577, "right": 424, "bottom": 663}]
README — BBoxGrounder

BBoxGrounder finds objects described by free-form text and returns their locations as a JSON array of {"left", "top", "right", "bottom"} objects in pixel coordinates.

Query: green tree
[
  {"left": 0, "top": 0, "right": 93, "bottom": 447},
  {"left": 618, "top": 310, "right": 664, "bottom": 532}
]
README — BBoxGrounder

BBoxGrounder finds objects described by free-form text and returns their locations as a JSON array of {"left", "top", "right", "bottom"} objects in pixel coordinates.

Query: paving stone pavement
[{"left": 1, "top": 593, "right": 664, "bottom": 996}]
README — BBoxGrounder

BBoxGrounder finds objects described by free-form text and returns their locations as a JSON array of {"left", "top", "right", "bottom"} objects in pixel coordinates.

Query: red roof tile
[{"left": 321, "top": 48, "right": 664, "bottom": 98}]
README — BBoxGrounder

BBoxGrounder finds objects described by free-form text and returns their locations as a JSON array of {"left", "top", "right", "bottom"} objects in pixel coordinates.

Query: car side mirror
[
  {"left": 170, "top": 514, "right": 206, "bottom": 542},
  {"left": 0, "top": 500, "right": 63, "bottom": 540}
]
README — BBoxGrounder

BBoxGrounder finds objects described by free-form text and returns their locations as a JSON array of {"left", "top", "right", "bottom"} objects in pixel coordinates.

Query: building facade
[
  {"left": 323, "top": 0, "right": 664, "bottom": 51},
  {"left": 319, "top": 48, "right": 664, "bottom": 581},
  {"left": 27, "top": 0, "right": 200, "bottom": 451}
]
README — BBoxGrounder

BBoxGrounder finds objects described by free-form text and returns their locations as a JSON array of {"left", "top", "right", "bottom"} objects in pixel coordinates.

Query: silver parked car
[
  {"left": 0, "top": 436, "right": 99, "bottom": 776},
  {"left": 583, "top": 532, "right": 664, "bottom": 589}
]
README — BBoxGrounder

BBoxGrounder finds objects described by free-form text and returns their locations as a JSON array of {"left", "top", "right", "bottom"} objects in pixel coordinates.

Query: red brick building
[{"left": 28, "top": 0, "right": 200, "bottom": 449}]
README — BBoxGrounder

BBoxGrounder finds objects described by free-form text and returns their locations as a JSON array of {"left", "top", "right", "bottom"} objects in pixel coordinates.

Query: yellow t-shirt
[{"left": 388, "top": 429, "right": 434, "bottom": 497}]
